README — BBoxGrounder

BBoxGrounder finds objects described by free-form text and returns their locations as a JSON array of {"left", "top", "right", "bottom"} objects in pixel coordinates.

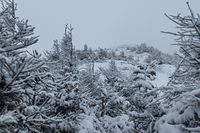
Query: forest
[{"left": 0, "top": 1, "right": 200, "bottom": 133}]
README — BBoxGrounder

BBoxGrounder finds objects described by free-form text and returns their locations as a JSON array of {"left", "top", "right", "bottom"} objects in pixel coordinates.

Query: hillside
[
  {"left": 2, "top": 1, "right": 200, "bottom": 132},
  {"left": 74, "top": 43, "right": 177, "bottom": 66},
  {"left": 80, "top": 56, "right": 175, "bottom": 87}
]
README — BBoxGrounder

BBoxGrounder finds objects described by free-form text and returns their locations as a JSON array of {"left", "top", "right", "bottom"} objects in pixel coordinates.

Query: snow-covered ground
[
  {"left": 94, "top": 60, "right": 135, "bottom": 71},
  {"left": 151, "top": 64, "right": 175, "bottom": 87},
  {"left": 79, "top": 60, "right": 175, "bottom": 88}
]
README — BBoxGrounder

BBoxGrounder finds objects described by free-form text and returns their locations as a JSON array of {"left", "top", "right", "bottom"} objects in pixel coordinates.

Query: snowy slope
[
  {"left": 79, "top": 59, "right": 175, "bottom": 87},
  {"left": 79, "top": 45, "right": 175, "bottom": 87},
  {"left": 151, "top": 64, "right": 175, "bottom": 87},
  {"left": 94, "top": 60, "right": 135, "bottom": 71},
  {"left": 113, "top": 46, "right": 150, "bottom": 63},
  {"left": 95, "top": 60, "right": 175, "bottom": 87}
]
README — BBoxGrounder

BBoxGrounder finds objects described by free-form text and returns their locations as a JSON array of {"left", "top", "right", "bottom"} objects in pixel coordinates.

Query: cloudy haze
[{"left": 15, "top": 0, "right": 200, "bottom": 54}]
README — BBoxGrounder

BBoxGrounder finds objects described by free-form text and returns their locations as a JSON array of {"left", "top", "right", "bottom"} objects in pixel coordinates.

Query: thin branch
[
  {"left": 164, "top": 13, "right": 181, "bottom": 26},
  {"left": 186, "top": 2, "right": 200, "bottom": 36},
  {"left": 3, "top": 58, "right": 29, "bottom": 91},
  {"left": 186, "top": 2, "right": 195, "bottom": 19},
  {"left": 161, "top": 31, "right": 179, "bottom": 36},
  {"left": 167, "top": 56, "right": 186, "bottom": 86}
]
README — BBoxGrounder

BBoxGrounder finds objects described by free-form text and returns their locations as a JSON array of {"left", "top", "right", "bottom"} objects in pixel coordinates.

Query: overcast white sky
[{"left": 15, "top": 0, "right": 200, "bottom": 54}]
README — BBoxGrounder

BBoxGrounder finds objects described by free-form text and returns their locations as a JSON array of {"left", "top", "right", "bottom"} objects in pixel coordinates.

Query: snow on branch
[
  {"left": 161, "top": 2, "right": 200, "bottom": 38},
  {"left": 1, "top": 36, "right": 39, "bottom": 52},
  {"left": 182, "top": 126, "right": 200, "bottom": 132}
]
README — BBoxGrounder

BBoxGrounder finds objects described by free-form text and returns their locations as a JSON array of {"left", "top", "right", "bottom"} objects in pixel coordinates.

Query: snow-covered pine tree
[
  {"left": 150, "top": 2, "right": 200, "bottom": 133},
  {"left": 43, "top": 24, "right": 87, "bottom": 132},
  {"left": 44, "top": 39, "right": 61, "bottom": 61},
  {"left": 87, "top": 59, "right": 135, "bottom": 132},
  {"left": 79, "top": 63, "right": 100, "bottom": 96},
  {"left": 122, "top": 63, "right": 158, "bottom": 132},
  {"left": 96, "top": 59, "right": 119, "bottom": 117},
  {"left": 99, "top": 59, "right": 120, "bottom": 87},
  {"left": 45, "top": 24, "right": 77, "bottom": 75},
  {"left": 60, "top": 24, "right": 77, "bottom": 73},
  {"left": 44, "top": 39, "right": 63, "bottom": 74},
  {"left": 0, "top": 1, "right": 58, "bottom": 132},
  {"left": 95, "top": 59, "right": 127, "bottom": 118}
]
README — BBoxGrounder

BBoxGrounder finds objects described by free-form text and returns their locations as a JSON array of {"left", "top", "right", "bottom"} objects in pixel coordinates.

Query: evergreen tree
[
  {"left": 99, "top": 59, "right": 120, "bottom": 87},
  {"left": 121, "top": 63, "right": 158, "bottom": 132},
  {"left": 149, "top": 2, "right": 200, "bottom": 132},
  {"left": 45, "top": 24, "right": 77, "bottom": 74},
  {"left": 84, "top": 44, "right": 88, "bottom": 51},
  {"left": 60, "top": 24, "right": 76, "bottom": 73},
  {"left": 44, "top": 39, "right": 61, "bottom": 61},
  {"left": 97, "top": 48, "right": 108, "bottom": 60},
  {"left": 120, "top": 50, "right": 126, "bottom": 58},
  {"left": 0, "top": 1, "right": 56, "bottom": 132},
  {"left": 136, "top": 43, "right": 148, "bottom": 54}
]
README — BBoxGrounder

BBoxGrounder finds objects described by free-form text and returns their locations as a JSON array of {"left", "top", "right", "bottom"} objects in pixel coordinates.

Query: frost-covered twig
[
  {"left": 182, "top": 126, "right": 200, "bottom": 132},
  {"left": 167, "top": 57, "right": 186, "bottom": 86},
  {"left": 186, "top": 2, "right": 200, "bottom": 36},
  {"left": 3, "top": 58, "right": 28, "bottom": 91}
]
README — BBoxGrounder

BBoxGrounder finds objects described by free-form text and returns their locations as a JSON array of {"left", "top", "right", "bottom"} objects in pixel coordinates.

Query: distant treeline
[{"left": 73, "top": 43, "right": 178, "bottom": 65}]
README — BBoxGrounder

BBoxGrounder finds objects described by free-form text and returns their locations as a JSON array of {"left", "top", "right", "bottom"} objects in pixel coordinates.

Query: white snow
[
  {"left": 0, "top": 48, "right": 5, "bottom": 52},
  {"left": 0, "top": 111, "right": 17, "bottom": 124},
  {"left": 114, "top": 96, "right": 125, "bottom": 104},
  {"left": 158, "top": 123, "right": 182, "bottom": 133},
  {"left": 25, "top": 88, "right": 35, "bottom": 95},
  {"left": 79, "top": 115, "right": 99, "bottom": 133},
  {"left": 79, "top": 59, "right": 175, "bottom": 88},
  {"left": 135, "top": 80, "right": 153, "bottom": 90},
  {"left": 151, "top": 64, "right": 175, "bottom": 87},
  {"left": 104, "top": 114, "right": 129, "bottom": 124}
]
